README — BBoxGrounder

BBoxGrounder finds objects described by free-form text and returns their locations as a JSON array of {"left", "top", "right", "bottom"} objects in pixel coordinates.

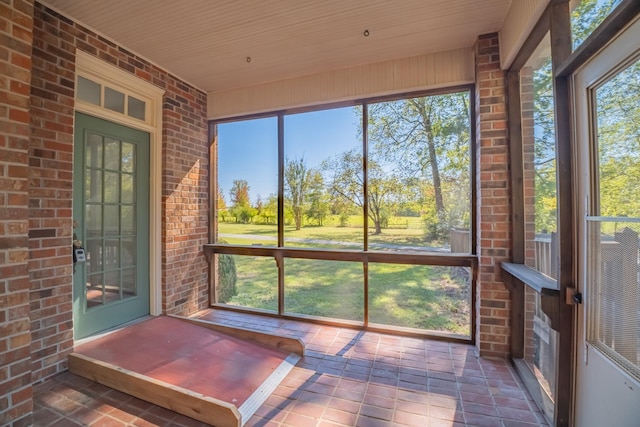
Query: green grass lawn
[
  {"left": 217, "top": 253, "right": 470, "bottom": 335},
  {"left": 217, "top": 221, "right": 444, "bottom": 248}
]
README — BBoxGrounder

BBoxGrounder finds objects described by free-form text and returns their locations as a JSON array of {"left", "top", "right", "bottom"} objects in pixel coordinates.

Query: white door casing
[{"left": 75, "top": 51, "right": 165, "bottom": 317}]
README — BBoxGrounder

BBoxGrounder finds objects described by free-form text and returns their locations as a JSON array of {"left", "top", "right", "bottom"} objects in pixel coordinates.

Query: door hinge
[{"left": 566, "top": 288, "right": 583, "bottom": 305}]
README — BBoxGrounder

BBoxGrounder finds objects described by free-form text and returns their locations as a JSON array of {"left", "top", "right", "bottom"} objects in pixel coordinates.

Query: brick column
[
  {"left": 0, "top": 0, "right": 35, "bottom": 425},
  {"left": 475, "top": 33, "right": 511, "bottom": 358}
]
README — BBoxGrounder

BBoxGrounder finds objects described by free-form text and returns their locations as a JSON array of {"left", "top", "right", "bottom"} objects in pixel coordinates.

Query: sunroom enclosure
[{"left": 205, "top": 87, "right": 477, "bottom": 340}]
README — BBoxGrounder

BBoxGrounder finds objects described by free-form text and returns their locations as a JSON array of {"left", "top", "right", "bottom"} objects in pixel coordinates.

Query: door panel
[
  {"left": 73, "top": 113, "right": 150, "bottom": 339},
  {"left": 574, "top": 17, "right": 640, "bottom": 427}
]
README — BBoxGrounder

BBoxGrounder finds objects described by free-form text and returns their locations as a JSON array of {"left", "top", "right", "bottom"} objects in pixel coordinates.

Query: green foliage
[
  {"left": 571, "top": 0, "right": 622, "bottom": 51},
  {"left": 230, "top": 179, "right": 251, "bottom": 207},
  {"left": 367, "top": 92, "right": 471, "bottom": 237},
  {"left": 216, "top": 250, "right": 237, "bottom": 303},
  {"left": 230, "top": 205, "right": 257, "bottom": 224}
]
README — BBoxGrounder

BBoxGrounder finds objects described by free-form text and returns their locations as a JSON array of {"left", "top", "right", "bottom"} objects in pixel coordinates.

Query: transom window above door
[{"left": 77, "top": 75, "right": 147, "bottom": 121}]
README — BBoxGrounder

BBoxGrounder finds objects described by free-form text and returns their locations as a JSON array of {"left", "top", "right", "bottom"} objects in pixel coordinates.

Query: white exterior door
[{"left": 574, "top": 16, "right": 640, "bottom": 427}]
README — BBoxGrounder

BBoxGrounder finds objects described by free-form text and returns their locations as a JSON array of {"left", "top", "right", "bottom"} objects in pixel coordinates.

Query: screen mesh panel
[{"left": 586, "top": 218, "right": 640, "bottom": 382}]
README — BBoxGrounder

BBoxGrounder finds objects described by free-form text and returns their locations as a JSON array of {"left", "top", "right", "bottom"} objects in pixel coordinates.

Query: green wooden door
[{"left": 73, "top": 113, "right": 150, "bottom": 339}]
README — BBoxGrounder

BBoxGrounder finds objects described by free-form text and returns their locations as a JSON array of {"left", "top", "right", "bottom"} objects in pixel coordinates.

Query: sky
[{"left": 218, "top": 107, "right": 361, "bottom": 204}]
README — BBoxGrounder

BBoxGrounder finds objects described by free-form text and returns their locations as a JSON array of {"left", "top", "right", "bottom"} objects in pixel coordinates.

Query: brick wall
[
  {"left": 162, "top": 78, "right": 209, "bottom": 315},
  {"left": 475, "top": 33, "right": 512, "bottom": 358},
  {"left": 1, "top": 1, "right": 35, "bottom": 425},
  {"left": 28, "top": 3, "right": 209, "bottom": 383}
]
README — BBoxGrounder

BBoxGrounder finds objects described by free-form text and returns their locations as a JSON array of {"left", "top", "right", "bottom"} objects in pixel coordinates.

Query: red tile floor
[{"left": 34, "top": 310, "right": 548, "bottom": 427}]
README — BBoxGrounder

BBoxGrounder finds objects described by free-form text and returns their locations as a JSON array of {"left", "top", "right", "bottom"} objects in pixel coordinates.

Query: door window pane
[
  {"left": 217, "top": 118, "right": 278, "bottom": 246},
  {"left": 587, "top": 58, "right": 640, "bottom": 382},
  {"left": 285, "top": 107, "right": 363, "bottom": 249}
]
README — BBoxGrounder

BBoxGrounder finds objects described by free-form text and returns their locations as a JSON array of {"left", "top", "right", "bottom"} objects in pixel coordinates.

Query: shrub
[{"left": 217, "top": 253, "right": 237, "bottom": 302}]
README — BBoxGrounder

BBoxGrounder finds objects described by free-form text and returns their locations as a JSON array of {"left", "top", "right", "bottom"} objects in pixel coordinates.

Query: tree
[
  {"left": 323, "top": 148, "right": 404, "bottom": 235},
  {"left": 216, "top": 187, "right": 228, "bottom": 222},
  {"left": 229, "top": 179, "right": 254, "bottom": 223},
  {"left": 366, "top": 93, "right": 471, "bottom": 238},
  {"left": 305, "top": 171, "right": 329, "bottom": 226},
  {"left": 229, "top": 179, "right": 250, "bottom": 208},
  {"left": 284, "top": 157, "right": 313, "bottom": 230}
]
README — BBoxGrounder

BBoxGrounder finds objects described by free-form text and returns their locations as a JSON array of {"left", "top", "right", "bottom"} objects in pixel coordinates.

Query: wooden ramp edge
[
  {"left": 68, "top": 352, "right": 242, "bottom": 427},
  {"left": 170, "top": 314, "right": 306, "bottom": 356}
]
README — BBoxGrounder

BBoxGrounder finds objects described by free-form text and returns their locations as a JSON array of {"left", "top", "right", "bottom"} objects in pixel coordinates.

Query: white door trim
[{"left": 75, "top": 50, "right": 165, "bottom": 316}]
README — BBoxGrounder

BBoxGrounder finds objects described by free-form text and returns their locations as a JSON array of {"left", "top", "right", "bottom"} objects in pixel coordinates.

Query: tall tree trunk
[{"left": 413, "top": 99, "right": 445, "bottom": 218}]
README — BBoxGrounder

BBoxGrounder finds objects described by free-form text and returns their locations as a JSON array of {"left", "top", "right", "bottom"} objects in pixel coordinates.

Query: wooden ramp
[{"left": 69, "top": 315, "right": 304, "bottom": 427}]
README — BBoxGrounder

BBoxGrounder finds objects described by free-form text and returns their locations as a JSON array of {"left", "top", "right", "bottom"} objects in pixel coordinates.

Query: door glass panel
[
  {"left": 121, "top": 237, "right": 136, "bottom": 267},
  {"left": 104, "top": 138, "right": 120, "bottom": 170},
  {"left": 122, "top": 267, "right": 136, "bottom": 296},
  {"left": 103, "top": 205, "right": 119, "bottom": 235},
  {"left": 121, "top": 174, "right": 134, "bottom": 203},
  {"left": 87, "top": 273, "right": 104, "bottom": 307},
  {"left": 86, "top": 133, "right": 103, "bottom": 167},
  {"left": 122, "top": 142, "right": 135, "bottom": 173},
  {"left": 83, "top": 131, "right": 142, "bottom": 311},
  {"left": 587, "top": 57, "right": 640, "bottom": 381},
  {"left": 121, "top": 206, "right": 135, "bottom": 235},
  {"left": 85, "top": 170, "right": 102, "bottom": 203}
]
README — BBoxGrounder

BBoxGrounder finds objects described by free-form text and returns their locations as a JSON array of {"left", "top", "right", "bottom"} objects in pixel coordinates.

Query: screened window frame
[{"left": 205, "top": 85, "right": 478, "bottom": 342}]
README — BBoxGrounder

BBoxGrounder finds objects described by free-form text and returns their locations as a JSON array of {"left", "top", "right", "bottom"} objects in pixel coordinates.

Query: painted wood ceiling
[{"left": 42, "top": 0, "right": 512, "bottom": 93}]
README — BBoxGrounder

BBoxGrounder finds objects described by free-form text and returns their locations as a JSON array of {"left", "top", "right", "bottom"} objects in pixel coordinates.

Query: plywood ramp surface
[{"left": 69, "top": 316, "right": 301, "bottom": 427}]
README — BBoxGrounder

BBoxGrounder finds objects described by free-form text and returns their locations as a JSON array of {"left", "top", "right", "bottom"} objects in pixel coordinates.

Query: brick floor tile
[
  {"left": 393, "top": 409, "right": 429, "bottom": 426},
  {"left": 89, "top": 415, "right": 128, "bottom": 427},
  {"left": 282, "top": 410, "right": 318, "bottom": 426},
  {"left": 33, "top": 407, "right": 63, "bottom": 426},
  {"left": 323, "top": 407, "right": 358, "bottom": 425},
  {"left": 464, "top": 411, "right": 503, "bottom": 427},
  {"left": 459, "top": 391, "right": 494, "bottom": 406},
  {"left": 362, "top": 393, "right": 395, "bottom": 409},
  {"left": 497, "top": 406, "right": 540, "bottom": 423},
  {"left": 329, "top": 397, "right": 361, "bottom": 414},
  {"left": 429, "top": 405, "right": 464, "bottom": 422},
  {"left": 462, "top": 401, "right": 499, "bottom": 417},
  {"left": 394, "top": 400, "right": 428, "bottom": 416},
  {"left": 290, "top": 401, "right": 326, "bottom": 418}
]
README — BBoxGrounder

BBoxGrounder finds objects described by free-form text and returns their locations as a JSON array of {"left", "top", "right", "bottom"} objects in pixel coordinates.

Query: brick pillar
[
  {"left": 29, "top": 4, "right": 76, "bottom": 382},
  {"left": 475, "top": 33, "right": 511, "bottom": 358},
  {"left": 0, "top": 1, "right": 35, "bottom": 425}
]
